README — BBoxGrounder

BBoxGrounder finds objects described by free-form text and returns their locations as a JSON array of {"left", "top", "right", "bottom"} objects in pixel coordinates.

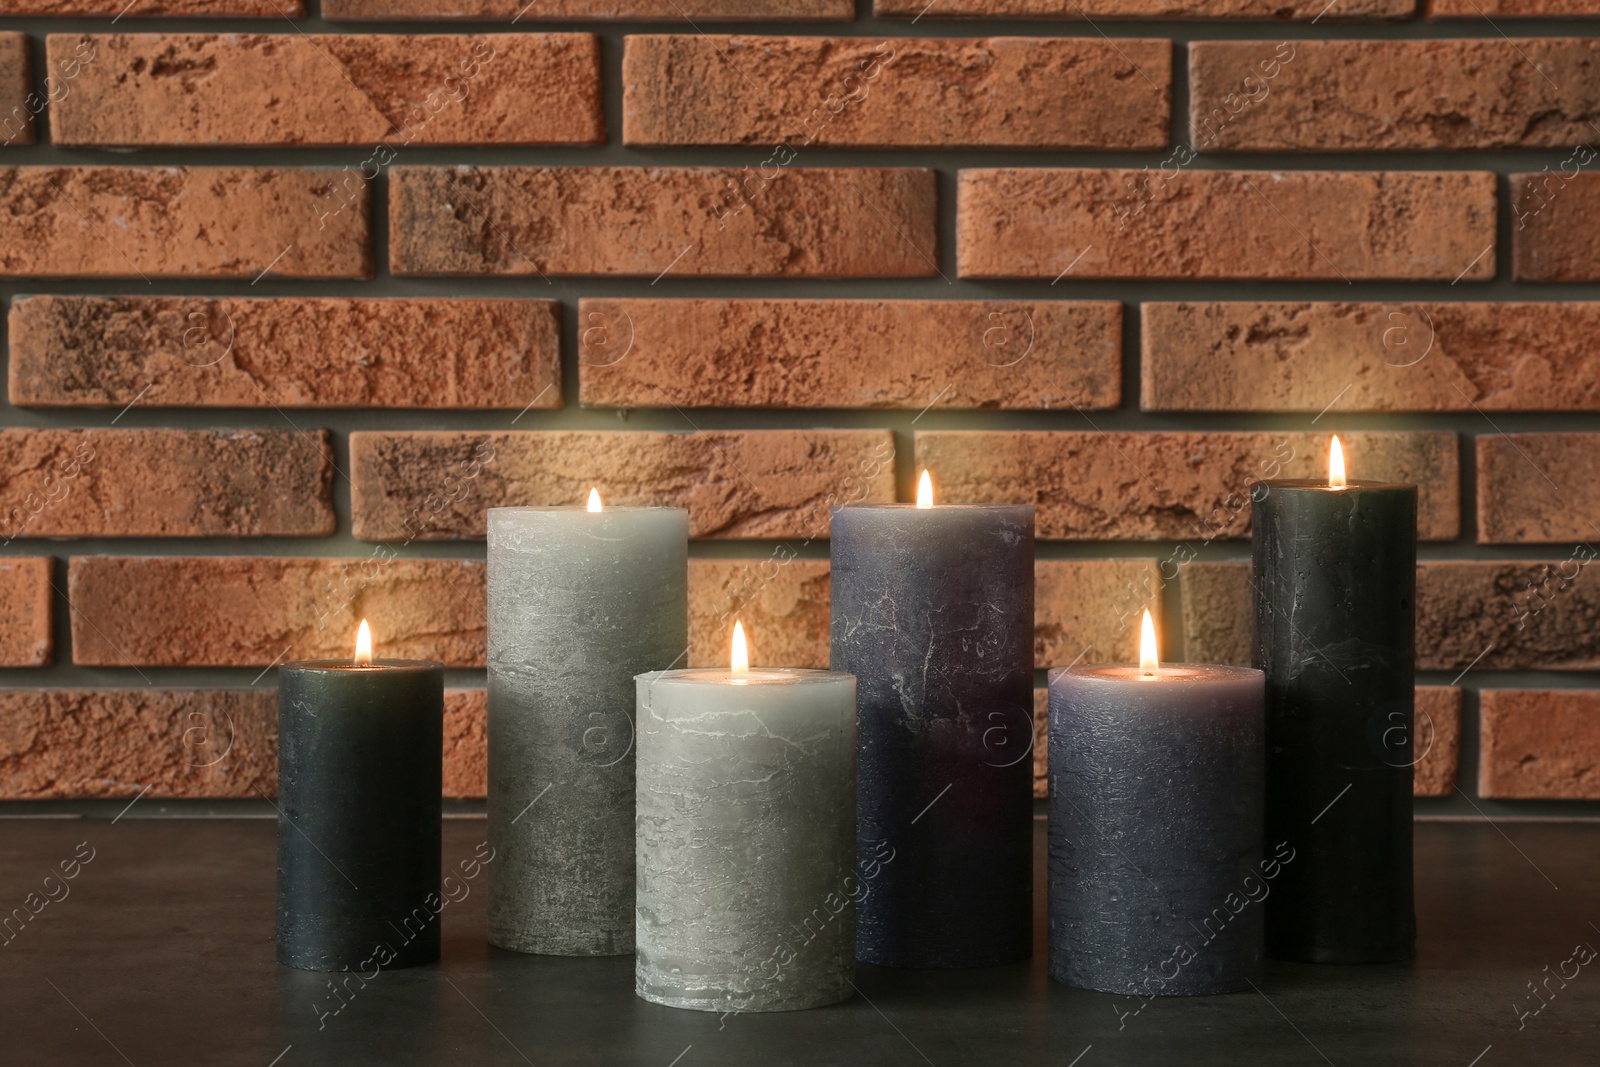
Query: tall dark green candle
[
  {"left": 1252, "top": 474, "right": 1417, "bottom": 963},
  {"left": 276, "top": 651, "right": 444, "bottom": 972}
]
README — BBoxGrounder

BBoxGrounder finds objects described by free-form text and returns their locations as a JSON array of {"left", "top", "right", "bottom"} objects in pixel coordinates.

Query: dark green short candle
[
  {"left": 276, "top": 655, "right": 444, "bottom": 972},
  {"left": 1252, "top": 477, "right": 1417, "bottom": 963}
]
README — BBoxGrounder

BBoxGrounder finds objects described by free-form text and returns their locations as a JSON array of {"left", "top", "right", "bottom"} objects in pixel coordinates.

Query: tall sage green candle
[
  {"left": 487, "top": 501, "right": 688, "bottom": 956},
  {"left": 635, "top": 648, "right": 856, "bottom": 1013}
]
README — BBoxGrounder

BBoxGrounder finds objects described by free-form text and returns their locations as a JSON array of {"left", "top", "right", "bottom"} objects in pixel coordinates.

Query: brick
[
  {"left": 443, "top": 689, "right": 486, "bottom": 799},
  {"left": 9, "top": 296, "right": 560, "bottom": 410},
  {"left": 50, "top": 34, "right": 601, "bottom": 148},
  {"left": 0, "top": 167, "right": 369, "bottom": 279},
  {"left": 1028, "top": 676, "right": 1454, "bottom": 799},
  {"left": 1180, "top": 561, "right": 1255, "bottom": 667},
  {"left": 349, "top": 430, "right": 897, "bottom": 541},
  {"left": 1429, "top": 0, "right": 1600, "bottom": 14},
  {"left": 623, "top": 36, "right": 1169, "bottom": 150},
  {"left": 957, "top": 169, "right": 1495, "bottom": 281},
  {"left": 577, "top": 299, "right": 1120, "bottom": 411},
  {"left": 0, "top": 33, "right": 31, "bottom": 147},
  {"left": 0, "top": 429, "right": 333, "bottom": 539},
  {"left": 0, "top": 557, "right": 52, "bottom": 666},
  {"left": 67, "top": 557, "right": 485, "bottom": 668},
  {"left": 1513, "top": 172, "right": 1600, "bottom": 282},
  {"left": 1033, "top": 689, "right": 1047, "bottom": 799},
  {"left": 1480, "top": 689, "right": 1600, "bottom": 799},
  {"left": 916, "top": 431, "right": 1459, "bottom": 541},
  {"left": 877, "top": 0, "right": 1411, "bottom": 15},
  {"left": 0, "top": 0, "right": 300, "bottom": 14},
  {"left": 689, "top": 558, "right": 830, "bottom": 669},
  {"left": 1143, "top": 302, "right": 1600, "bottom": 413},
  {"left": 1418, "top": 562, "right": 1600, "bottom": 671},
  {"left": 687, "top": 556, "right": 1162, "bottom": 672},
  {"left": 1478, "top": 434, "right": 1600, "bottom": 544},
  {"left": 1413, "top": 686, "right": 1462, "bottom": 798},
  {"left": 1183, "top": 559, "right": 1600, "bottom": 671},
  {"left": 1192, "top": 40, "right": 1600, "bottom": 151},
  {"left": 0, "top": 689, "right": 276, "bottom": 799},
  {"left": 323, "top": 0, "right": 850, "bottom": 17},
  {"left": 62, "top": 551, "right": 1162, "bottom": 677},
  {"left": 0, "top": 687, "right": 486, "bottom": 799},
  {"left": 390, "top": 166, "right": 937, "bottom": 278},
  {"left": 1035, "top": 559, "right": 1162, "bottom": 667}
]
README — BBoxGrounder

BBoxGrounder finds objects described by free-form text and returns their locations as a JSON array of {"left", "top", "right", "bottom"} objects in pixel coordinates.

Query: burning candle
[
  {"left": 831, "top": 471, "right": 1034, "bottom": 969},
  {"left": 635, "top": 621, "right": 856, "bottom": 1012},
  {"left": 276, "top": 620, "right": 444, "bottom": 972},
  {"left": 1253, "top": 436, "right": 1417, "bottom": 963},
  {"left": 1048, "top": 611, "right": 1265, "bottom": 996},
  {"left": 487, "top": 491, "right": 688, "bottom": 956}
]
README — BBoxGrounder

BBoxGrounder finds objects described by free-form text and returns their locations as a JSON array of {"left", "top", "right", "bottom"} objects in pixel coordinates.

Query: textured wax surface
[
  {"left": 486, "top": 507, "right": 688, "bottom": 956},
  {"left": 830, "top": 505, "right": 1034, "bottom": 968},
  {"left": 276, "top": 662, "right": 444, "bottom": 972},
  {"left": 1252, "top": 481, "right": 1417, "bottom": 963},
  {"left": 1048, "top": 666, "right": 1265, "bottom": 996},
  {"left": 635, "top": 670, "right": 856, "bottom": 1012}
]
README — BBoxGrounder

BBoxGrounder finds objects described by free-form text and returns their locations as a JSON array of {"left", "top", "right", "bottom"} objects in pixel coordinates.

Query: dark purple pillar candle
[
  {"left": 830, "top": 501, "right": 1034, "bottom": 969},
  {"left": 277, "top": 654, "right": 443, "bottom": 972},
  {"left": 1048, "top": 662, "right": 1265, "bottom": 995},
  {"left": 1252, "top": 477, "right": 1417, "bottom": 963}
]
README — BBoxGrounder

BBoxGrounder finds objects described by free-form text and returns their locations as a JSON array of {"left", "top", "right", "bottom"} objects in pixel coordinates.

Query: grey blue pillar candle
[
  {"left": 1252, "top": 442, "right": 1417, "bottom": 964},
  {"left": 635, "top": 647, "right": 856, "bottom": 1013},
  {"left": 830, "top": 490, "right": 1034, "bottom": 969},
  {"left": 1048, "top": 631, "right": 1265, "bottom": 996},
  {"left": 277, "top": 628, "right": 444, "bottom": 972},
  {"left": 487, "top": 500, "right": 688, "bottom": 956}
]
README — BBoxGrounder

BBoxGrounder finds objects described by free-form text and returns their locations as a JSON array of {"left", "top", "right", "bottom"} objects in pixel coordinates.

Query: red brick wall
[{"left": 2, "top": 4, "right": 1597, "bottom": 814}]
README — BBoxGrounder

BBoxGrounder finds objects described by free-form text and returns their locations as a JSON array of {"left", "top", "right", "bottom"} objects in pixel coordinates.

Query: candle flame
[
  {"left": 1329, "top": 435, "right": 1347, "bottom": 490},
  {"left": 1138, "top": 609, "right": 1158, "bottom": 677},
  {"left": 916, "top": 469, "right": 934, "bottom": 509},
  {"left": 355, "top": 619, "right": 373, "bottom": 667},
  {"left": 731, "top": 619, "right": 749, "bottom": 674},
  {"left": 587, "top": 487, "right": 603, "bottom": 512}
]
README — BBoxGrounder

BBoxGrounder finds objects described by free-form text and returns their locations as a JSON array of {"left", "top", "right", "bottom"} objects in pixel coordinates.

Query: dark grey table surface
[{"left": 0, "top": 816, "right": 1594, "bottom": 1066}]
